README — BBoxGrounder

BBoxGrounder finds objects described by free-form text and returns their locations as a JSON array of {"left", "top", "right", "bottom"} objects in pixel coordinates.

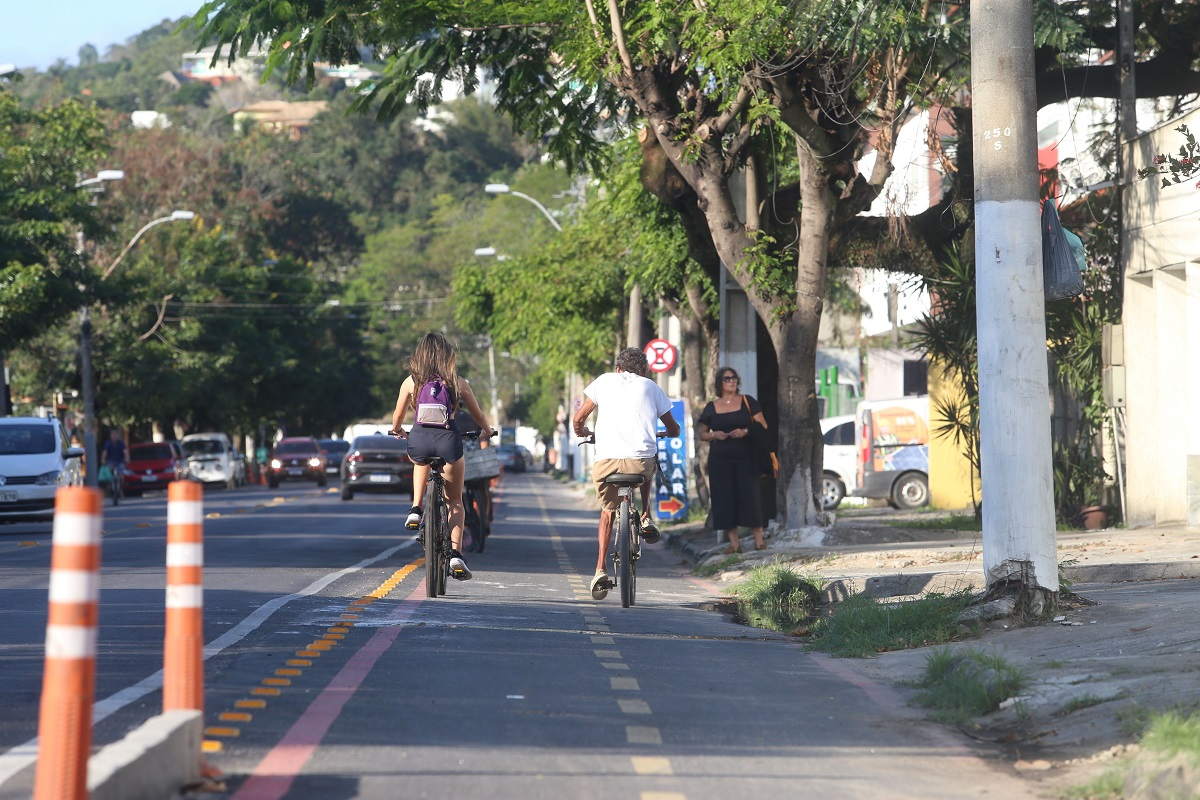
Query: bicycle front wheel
[
  {"left": 618, "top": 500, "right": 635, "bottom": 608},
  {"left": 424, "top": 485, "right": 440, "bottom": 598}
]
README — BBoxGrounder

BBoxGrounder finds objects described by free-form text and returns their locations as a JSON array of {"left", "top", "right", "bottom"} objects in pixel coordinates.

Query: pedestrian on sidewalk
[
  {"left": 698, "top": 367, "right": 768, "bottom": 553},
  {"left": 390, "top": 332, "right": 494, "bottom": 581},
  {"left": 573, "top": 347, "right": 680, "bottom": 600}
]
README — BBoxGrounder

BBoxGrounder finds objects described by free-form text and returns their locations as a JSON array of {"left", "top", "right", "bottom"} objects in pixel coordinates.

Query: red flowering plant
[{"left": 1137, "top": 124, "right": 1200, "bottom": 188}]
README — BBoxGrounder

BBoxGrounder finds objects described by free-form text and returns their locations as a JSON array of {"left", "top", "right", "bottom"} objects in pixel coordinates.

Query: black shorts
[{"left": 407, "top": 425, "right": 463, "bottom": 465}]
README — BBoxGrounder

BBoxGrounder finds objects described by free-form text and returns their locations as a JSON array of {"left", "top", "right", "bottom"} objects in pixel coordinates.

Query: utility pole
[{"left": 971, "top": 0, "right": 1058, "bottom": 598}]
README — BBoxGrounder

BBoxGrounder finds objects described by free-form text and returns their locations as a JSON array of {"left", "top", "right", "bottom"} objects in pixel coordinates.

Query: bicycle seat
[{"left": 604, "top": 473, "right": 645, "bottom": 486}]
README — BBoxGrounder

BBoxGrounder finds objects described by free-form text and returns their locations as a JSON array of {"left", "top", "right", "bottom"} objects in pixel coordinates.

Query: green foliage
[
  {"left": 731, "top": 563, "right": 823, "bottom": 609},
  {"left": 807, "top": 591, "right": 977, "bottom": 658},
  {"left": 0, "top": 89, "right": 110, "bottom": 347},
  {"left": 1137, "top": 124, "right": 1200, "bottom": 187},
  {"left": 915, "top": 647, "right": 1027, "bottom": 723}
]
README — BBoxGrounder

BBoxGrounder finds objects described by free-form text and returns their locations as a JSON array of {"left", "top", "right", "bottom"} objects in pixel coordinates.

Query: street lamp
[
  {"left": 79, "top": 210, "right": 195, "bottom": 486},
  {"left": 483, "top": 183, "right": 563, "bottom": 232},
  {"left": 75, "top": 170, "right": 126, "bottom": 190}
]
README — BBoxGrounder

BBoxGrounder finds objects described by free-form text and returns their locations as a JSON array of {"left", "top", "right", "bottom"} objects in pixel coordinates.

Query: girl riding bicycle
[{"left": 390, "top": 332, "right": 495, "bottom": 580}]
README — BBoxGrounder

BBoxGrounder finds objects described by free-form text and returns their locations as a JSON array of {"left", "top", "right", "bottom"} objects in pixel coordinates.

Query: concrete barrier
[{"left": 87, "top": 709, "right": 202, "bottom": 800}]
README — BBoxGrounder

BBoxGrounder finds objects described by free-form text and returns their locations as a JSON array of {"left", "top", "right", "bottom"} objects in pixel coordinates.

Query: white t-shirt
[{"left": 584, "top": 372, "right": 674, "bottom": 460}]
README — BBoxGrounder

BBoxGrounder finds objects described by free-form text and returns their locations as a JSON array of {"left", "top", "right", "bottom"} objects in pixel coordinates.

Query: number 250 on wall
[{"left": 982, "top": 127, "right": 1012, "bottom": 150}]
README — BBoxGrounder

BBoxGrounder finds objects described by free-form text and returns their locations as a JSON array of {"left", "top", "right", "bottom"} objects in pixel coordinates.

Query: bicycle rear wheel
[
  {"left": 435, "top": 493, "right": 449, "bottom": 595},
  {"left": 618, "top": 500, "right": 635, "bottom": 608},
  {"left": 424, "top": 482, "right": 440, "bottom": 598}
]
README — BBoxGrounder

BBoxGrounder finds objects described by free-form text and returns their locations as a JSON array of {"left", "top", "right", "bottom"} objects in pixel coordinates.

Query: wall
[
  {"left": 1123, "top": 108, "right": 1200, "bottom": 526},
  {"left": 927, "top": 362, "right": 978, "bottom": 510}
]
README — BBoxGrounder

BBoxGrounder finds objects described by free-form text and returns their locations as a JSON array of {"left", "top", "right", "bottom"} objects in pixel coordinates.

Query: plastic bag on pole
[{"left": 1041, "top": 199, "right": 1086, "bottom": 301}]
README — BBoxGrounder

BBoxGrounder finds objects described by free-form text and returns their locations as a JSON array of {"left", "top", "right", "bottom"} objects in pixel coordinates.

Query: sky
[{"left": 0, "top": 0, "right": 203, "bottom": 71}]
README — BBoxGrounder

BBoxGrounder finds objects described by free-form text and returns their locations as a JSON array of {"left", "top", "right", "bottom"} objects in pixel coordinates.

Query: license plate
[
  {"left": 0, "top": 490, "right": 16, "bottom": 503},
  {"left": 368, "top": 474, "right": 391, "bottom": 483},
  {"left": 142, "top": 475, "right": 157, "bottom": 482},
  {"left": 287, "top": 468, "right": 303, "bottom": 476}
]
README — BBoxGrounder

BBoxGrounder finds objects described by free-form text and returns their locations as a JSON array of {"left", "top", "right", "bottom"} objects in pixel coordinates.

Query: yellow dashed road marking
[
  {"left": 235, "top": 699, "right": 266, "bottom": 709},
  {"left": 626, "top": 726, "right": 662, "bottom": 745},
  {"left": 219, "top": 712, "right": 252, "bottom": 722},
  {"left": 204, "top": 726, "right": 239, "bottom": 737},
  {"left": 263, "top": 677, "right": 291, "bottom": 686},
  {"left": 201, "top": 740, "right": 223, "bottom": 753},
  {"left": 631, "top": 757, "right": 673, "bottom": 776},
  {"left": 252, "top": 687, "right": 281, "bottom": 696},
  {"left": 276, "top": 668, "right": 302, "bottom": 677},
  {"left": 287, "top": 659, "right": 311, "bottom": 667}
]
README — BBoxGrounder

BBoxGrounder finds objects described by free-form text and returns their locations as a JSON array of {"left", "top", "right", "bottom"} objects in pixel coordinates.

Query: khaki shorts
[{"left": 592, "top": 457, "right": 657, "bottom": 512}]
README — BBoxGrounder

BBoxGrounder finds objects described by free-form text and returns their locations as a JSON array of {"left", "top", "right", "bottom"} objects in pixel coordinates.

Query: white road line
[{"left": 0, "top": 539, "right": 414, "bottom": 787}]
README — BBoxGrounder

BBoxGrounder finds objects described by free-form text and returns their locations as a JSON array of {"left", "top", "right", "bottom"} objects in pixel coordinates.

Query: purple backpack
[{"left": 415, "top": 375, "right": 454, "bottom": 428}]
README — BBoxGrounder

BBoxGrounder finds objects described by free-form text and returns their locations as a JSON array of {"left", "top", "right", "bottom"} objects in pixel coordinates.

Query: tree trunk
[{"left": 768, "top": 139, "right": 835, "bottom": 529}]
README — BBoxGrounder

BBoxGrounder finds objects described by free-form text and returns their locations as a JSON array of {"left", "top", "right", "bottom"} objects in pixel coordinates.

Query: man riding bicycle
[
  {"left": 573, "top": 347, "right": 680, "bottom": 600},
  {"left": 101, "top": 429, "right": 126, "bottom": 486}
]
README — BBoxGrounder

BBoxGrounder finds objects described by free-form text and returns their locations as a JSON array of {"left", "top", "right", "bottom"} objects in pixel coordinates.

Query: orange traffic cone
[
  {"left": 164, "top": 481, "right": 204, "bottom": 714},
  {"left": 34, "top": 486, "right": 103, "bottom": 800}
]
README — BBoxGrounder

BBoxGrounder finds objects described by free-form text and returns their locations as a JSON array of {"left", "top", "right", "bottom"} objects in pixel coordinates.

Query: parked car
[
  {"left": 266, "top": 437, "right": 327, "bottom": 488},
  {"left": 319, "top": 438, "right": 351, "bottom": 476},
  {"left": 496, "top": 444, "right": 526, "bottom": 473},
  {"left": 820, "top": 414, "right": 858, "bottom": 510},
  {"left": 122, "top": 441, "right": 185, "bottom": 496},
  {"left": 180, "top": 432, "right": 239, "bottom": 489},
  {"left": 340, "top": 434, "right": 413, "bottom": 500},
  {"left": 0, "top": 417, "right": 84, "bottom": 522},
  {"left": 852, "top": 396, "right": 931, "bottom": 510}
]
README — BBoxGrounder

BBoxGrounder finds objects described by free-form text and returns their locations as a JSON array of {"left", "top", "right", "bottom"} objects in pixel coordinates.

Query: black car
[
  {"left": 319, "top": 438, "right": 351, "bottom": 476},
  {"left": 340, "top": 435, "right": 414, "bottom": 500},
  {"left": 266, "top": 437, "right": 328, "bottom": 488}
]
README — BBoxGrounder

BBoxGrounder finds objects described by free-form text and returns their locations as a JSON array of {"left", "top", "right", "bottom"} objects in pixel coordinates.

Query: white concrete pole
[{"left": 971, "top": 0, "right": 1058, "bottom": 592}]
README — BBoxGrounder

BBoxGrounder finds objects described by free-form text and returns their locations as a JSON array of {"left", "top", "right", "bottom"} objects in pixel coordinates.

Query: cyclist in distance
[
  {"left": 455, "top": 408, "right": 494, "bottom": 537},
  {"left": 390, "top": 332, "right": 494, "bottom": 580},
  {"left": 101, "top": 429, "right": 126, "bottom": 480},
  {"left": 573, "top": 347, "right": 680, "bottom": 600}
]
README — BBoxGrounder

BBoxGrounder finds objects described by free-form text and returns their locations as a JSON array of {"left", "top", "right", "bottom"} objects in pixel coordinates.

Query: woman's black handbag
[{"left": 742, "top": 396, "right": 778, "bottom": 478}]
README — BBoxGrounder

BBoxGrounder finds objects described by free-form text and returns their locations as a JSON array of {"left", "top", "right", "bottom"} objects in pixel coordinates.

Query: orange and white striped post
[
  {"left": 33, "top": 486, "right": 103, "bottom": 800},
  {"left": 163, "top": 480, "right": 204, "bottom": 714}
]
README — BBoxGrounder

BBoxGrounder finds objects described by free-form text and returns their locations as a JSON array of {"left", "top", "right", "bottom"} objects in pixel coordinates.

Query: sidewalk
[{"left": 664, "top": 510, "right": 1200, "bottom": 797}]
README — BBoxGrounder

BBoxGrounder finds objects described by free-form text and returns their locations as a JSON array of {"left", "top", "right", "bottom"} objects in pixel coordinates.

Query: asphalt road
[{"left": 0, "top": 473, "right": 1045, "bottom": 799}]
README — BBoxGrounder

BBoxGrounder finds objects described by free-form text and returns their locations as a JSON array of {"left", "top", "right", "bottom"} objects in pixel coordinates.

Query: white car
[
  {"left": 180, "top": 432, "right": 238, "bottom": 489},
  {"left": 820, "top": 414, "right": 858, "bottom": 510},
  {"left": 0, "top": 417, "right": 85, "bottom": 521}
]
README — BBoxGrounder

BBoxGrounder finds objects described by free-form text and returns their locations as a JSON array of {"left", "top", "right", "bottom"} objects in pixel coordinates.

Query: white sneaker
[
  {"left": 405, "top": 508, "right": 421, "bottom": 530},
  {"left": 590, "top": 570, "right": 612, "bottom": 600},
  {"left": 449, "top": 555, "right": 472, "bottom": 580}
]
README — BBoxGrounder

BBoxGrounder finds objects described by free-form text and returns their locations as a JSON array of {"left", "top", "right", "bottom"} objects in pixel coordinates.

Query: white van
[
  {"left": 852, "top": 396, "right": 931, "bottom": 510},
  {"left": 0, "top": 417, "right": 84, "bottom": 521},
  {"left": 180, "top": 432, "right": 238, "bottom": 489}
]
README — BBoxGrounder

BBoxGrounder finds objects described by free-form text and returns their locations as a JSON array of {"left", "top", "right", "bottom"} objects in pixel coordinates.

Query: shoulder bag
[{"left": 742, "top": 396, "right": 778, "bottom": 479}]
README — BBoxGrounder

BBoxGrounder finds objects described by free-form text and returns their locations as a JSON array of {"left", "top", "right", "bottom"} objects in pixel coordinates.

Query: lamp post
[
  {"left": 79, "top": 210, "right": 195, "bottom": 486},
  {"left": 483, "top": 184, "right": 563, "bottom": 232}
]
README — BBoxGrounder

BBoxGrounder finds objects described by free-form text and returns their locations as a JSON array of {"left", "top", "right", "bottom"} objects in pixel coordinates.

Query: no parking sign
[{"left": 644, "top": 338, "right": 677, "bottom": 373}]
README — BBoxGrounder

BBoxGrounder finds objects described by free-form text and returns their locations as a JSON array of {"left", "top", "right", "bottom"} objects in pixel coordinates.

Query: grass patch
[
  {"left": 914, "top": 647, "right": 1027, "bottom": 724},
  {"left": 1140, "top": 710, "right": 1200, "bottom": 759},
  {"left": 888, "top": 514, "right": 981, "bottom": 532},
  {"left": 694, "top": 555, "right": 740, "bottom": 577},
  {"left": 730, "top": 563, "right": 822, "bottom": 610},
  {"left": 806, "top": 591, "right": 978, "bottom": 658},
  {"left": 1062, "top": 769, "right": 1125, "bottom": 800},
  {"left": 727, "top": 564, "right": 822, "bottom": 631}
]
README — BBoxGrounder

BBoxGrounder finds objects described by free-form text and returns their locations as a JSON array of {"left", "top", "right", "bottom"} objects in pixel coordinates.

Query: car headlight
[
  {"left": 36, "top": 470, "right": 62, "bottom": 486},
  {"left": 270, "top": 459, "right": 282, "bottom": 469},
  {"left": 308, "top": 457, "right": 321, "bottom": 468}
]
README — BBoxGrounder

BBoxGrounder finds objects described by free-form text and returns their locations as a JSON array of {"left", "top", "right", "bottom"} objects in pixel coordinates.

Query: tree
[
  {"left": 0, "top": 89, "right": 110, "bottom": 347},
  {"left": 194, "top": 0, "right": 963, "bottom": 529}
]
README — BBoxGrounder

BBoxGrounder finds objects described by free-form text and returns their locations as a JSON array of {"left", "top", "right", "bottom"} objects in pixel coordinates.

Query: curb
[
  {"left": 664, "top": 531, "right": 1200, "bottom": 598},
  {"left": 87, "top": 710, "right": 202, "bottom": 800}
]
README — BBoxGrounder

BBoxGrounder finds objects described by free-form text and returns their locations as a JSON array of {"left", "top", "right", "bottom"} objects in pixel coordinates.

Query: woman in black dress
[{"left": 698, "top": 367, "right": 769, "bottom": 552}]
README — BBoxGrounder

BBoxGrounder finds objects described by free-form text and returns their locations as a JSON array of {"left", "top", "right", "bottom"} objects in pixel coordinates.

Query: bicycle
[
  {"left": 397, "top": 429, "right": 487, "bottom": 598},
  {"left": 584, "top": 434, "right": 668, "bottom": 608},
  {"left": 102, "top": 463, "right": 125, "bottom": 507},
  {"left": 462, "top": 478, "right": 490, "bottom": 554}
]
